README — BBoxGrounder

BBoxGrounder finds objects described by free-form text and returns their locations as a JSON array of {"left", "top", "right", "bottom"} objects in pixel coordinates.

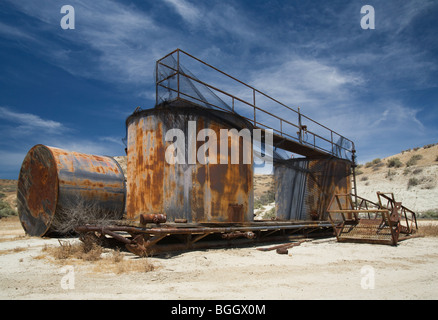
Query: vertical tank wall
[
  {"left": 17, "top": 145, "right": 126, "bottom": 236},
  {"left": 274, "top": 157, "right": 352, "bottom": 221},
  {"left": 125, "top": 103, "right": 254, "bottom": 224}
]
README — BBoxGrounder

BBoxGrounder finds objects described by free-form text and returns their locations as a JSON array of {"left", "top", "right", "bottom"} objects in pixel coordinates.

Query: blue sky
[{"left": 1, "top": 0, "right": 437, "bottom": 179}]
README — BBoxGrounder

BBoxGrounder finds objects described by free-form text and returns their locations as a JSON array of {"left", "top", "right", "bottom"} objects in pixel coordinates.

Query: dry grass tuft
[
  {"left": 50, "top": 195, "right": 120, "bottom": 235},
  {"left": 42, "top": 239, "right": 103, "bottom": 261},
  {"left": 40, "top": 238, "right": 155, "bottom": 274},
  {"left": 93, "top": 251, "right": 156, "bottom": 274},
  {"left": 0, "top": 246, "right": 26, "bottom": 255},
  {"left": 416, "top": 224, "right": 438, "bottom": 238}
]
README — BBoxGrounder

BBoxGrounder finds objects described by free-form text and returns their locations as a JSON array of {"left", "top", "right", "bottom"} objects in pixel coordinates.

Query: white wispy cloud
[
  {"left": 161, "top": 0, "right": 257, "bottom": 38},
  {"left": 162, "top": 0, "right": 201, "bottom": 24},
  {"left": 3, "top": 0, "right": 165, "bottom": 88},
  {"left": 0, "top": 21, "right": 36, "bottom": 42},
  {"left": 2, "top": 0, "right": 264, "bottom": 94},
  {"left": 0, "top": 107, "right": 124, "bottom": 155},
  {"left": 249, "top": 57, "right": 364, "bottom": 108},
  {"left": 50, "top": 138, "right": 124, "bottom": 157},
  {"left": 0, "top": 106, "right": 64, "bottom": 133},
  {"left": 376, "top": 0, "right": 436, "bottom": 35},
  {"left": 98, "top": 136, "right": 125, "bottom": 147}
]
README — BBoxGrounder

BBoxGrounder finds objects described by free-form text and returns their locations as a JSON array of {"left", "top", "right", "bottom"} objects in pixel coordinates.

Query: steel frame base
[{"left": 76, "top": 220, "right": 333, "bottom": 256}]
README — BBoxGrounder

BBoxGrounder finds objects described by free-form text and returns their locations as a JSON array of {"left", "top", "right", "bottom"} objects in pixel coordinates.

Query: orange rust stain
[
  {"left": 126, "top": 110, "right": 253, "bottom": 223},
  {"left": 196, "top": 121, "right": 253, "bottom": 223},
  {"left": 126, "top": 116, "right": 165, "bottom": 219},
  {"left": 21, "top": 146, "right": 58, "bottom": 221},
  {"left": 305, "top": 159, "right": 351, "bottom": 220}
]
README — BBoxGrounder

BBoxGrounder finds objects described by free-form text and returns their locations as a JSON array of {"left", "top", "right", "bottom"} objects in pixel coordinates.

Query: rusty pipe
[
  {"left": 100, "top": 228, "right": 132, "bottom": 245},
  {"left": 221, "top": 231, "right": 255, "bottom": 240},
  {"left": 140, "top": 213, "right": 167, "bottom": 225},
  {"left": 75, "top": 226, "right": 132, "bottom": 245}
]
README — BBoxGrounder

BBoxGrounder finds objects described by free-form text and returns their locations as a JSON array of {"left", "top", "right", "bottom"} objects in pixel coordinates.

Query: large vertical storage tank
[
  {"left": 125, "top": 102, "right": 254, "bottom": 224},
  {"left": 17, "top": 145, "right": 126, "bottom": 236}
]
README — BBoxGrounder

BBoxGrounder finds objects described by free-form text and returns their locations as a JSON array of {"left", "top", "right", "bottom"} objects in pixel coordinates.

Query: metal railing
[{"left": 155, "top": 49, "right": 355, "bottom": 161}]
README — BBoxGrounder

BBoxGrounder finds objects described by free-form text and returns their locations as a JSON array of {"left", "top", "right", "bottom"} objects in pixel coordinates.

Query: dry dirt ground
[{"left": 1, "top": 216, "right": 438, "bottom": 300}]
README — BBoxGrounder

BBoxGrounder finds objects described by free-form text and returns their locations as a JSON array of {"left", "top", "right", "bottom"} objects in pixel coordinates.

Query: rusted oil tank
[
  {"left": 275, "top": 157, "right": 351, "bottom": 221},
  {"left": 125, "top": 102, "right": 254, "bottom": 224},
  {"left": 17, "top": 145, "right": 126, "bottom": 236}
]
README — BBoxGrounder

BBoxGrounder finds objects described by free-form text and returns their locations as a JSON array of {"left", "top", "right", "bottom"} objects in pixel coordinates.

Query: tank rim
[{"left": 125, "top": 101, "right": 255, "bottom": 131}]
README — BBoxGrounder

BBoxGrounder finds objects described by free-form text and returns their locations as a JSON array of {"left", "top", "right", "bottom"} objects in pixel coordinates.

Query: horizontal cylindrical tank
[
  {"left": 125, "top": 102, "right": 254, "bottom": 224},
  {"left": 17, "top": 145, "right": 126, "bottom": 236}
]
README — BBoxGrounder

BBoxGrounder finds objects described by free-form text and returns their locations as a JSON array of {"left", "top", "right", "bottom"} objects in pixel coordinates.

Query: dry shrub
[
  {"left": 42, "top": 239, "right": 155, "bottom": 274},
  {"left": 44, "top": 239, "right": 103, "bottom": 261},
  {"left": 417, "top": 225, "right": 438, "bottom": 237},
  {"left": 421, "top": 209, "right": 438, "bottom": 219},
  {"left": 407, "top": 177, "right": 420, "bottom": 189},
  {"left": 50, "top": 195, "right": 119, "bottom": 235},
  {"left": 95, "top": 248, "right": 155, "bottom": 274},
  {"left": 387, "top": 157, "right": 403, "bottom": 168},
  {"left": 406, "top": 154, "right": 423, "bottom": 167},
  {"left": 0, "top": 247, "right": 26, "bottom": 256},
  {"left": 94, "top": 255, "right": 155, "bottom": 274}
]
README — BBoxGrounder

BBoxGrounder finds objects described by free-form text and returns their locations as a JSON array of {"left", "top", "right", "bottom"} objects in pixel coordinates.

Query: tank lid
[{"left": 17, "top": 145, "right": 59, "bottom": 236}]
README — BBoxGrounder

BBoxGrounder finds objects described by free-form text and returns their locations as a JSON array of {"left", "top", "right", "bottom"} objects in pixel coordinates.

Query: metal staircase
[{"left": 327, "top": 192, "right": 417, "bottom": 245}]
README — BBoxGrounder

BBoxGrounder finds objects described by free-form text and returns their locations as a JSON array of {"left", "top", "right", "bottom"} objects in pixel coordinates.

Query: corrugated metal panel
[
  {"left": 274, "top": 160, "right": 308, "bottom": 220},
  {"left": 17, "top": 145, "right": 126, "bottom": 236},
  {"left": 305, "top": 158, "right": 351, "bottom": 220},
  {"left": 275, "top": 158, "right": 351, "bottom": 221}
]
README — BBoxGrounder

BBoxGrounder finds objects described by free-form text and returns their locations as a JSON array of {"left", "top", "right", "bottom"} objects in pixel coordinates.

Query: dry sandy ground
[{"left": 1, "top": 216, "right": 438, "bottom": 300}]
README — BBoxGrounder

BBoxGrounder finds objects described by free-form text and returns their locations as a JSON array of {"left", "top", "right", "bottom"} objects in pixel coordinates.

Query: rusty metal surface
[
  {"left": 377, "top": 192, "right": 418, "bottom": 234},
  {"left": 275, "top": 157, "right": 351, "bottom": 221},
  {"left": 125, "top": 103, "right": 254, "bottom": 224},
  {"left": 306, "top": 158, "right": 352, "bottom": 220},
  {"left": 17, "top": 145, "right": 59, "bottom": 236},
  {"left": 327, "top": 193, "right": 417, "bottom": 246},
  {"left": 256, "top": 240, "right": 308, "bottom": 252},
  {"left": 140, "top": 213, "right": 167, "bottom": 225},
  {"left": 76, "top": 221, "right": 333, "bottom": 256},
  {"left": 17, "top": 145, "right": 126, "bottom": 236}
]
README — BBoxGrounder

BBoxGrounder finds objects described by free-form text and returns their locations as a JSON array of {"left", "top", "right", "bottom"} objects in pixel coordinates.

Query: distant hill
[
  {"left": 0, "top": 179, "right": 17, "bottom": 217},
  {"left": 356, "top": 143, "right": 438, "bottom": 214}
]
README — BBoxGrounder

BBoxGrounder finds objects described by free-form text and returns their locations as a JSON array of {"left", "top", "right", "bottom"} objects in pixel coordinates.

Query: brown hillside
[
  {"left": 0, "top": 179, "right": 17, "bottom": 212},
  {"left": 356, "top": 143, "right": 438, "bottom": 213}
]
